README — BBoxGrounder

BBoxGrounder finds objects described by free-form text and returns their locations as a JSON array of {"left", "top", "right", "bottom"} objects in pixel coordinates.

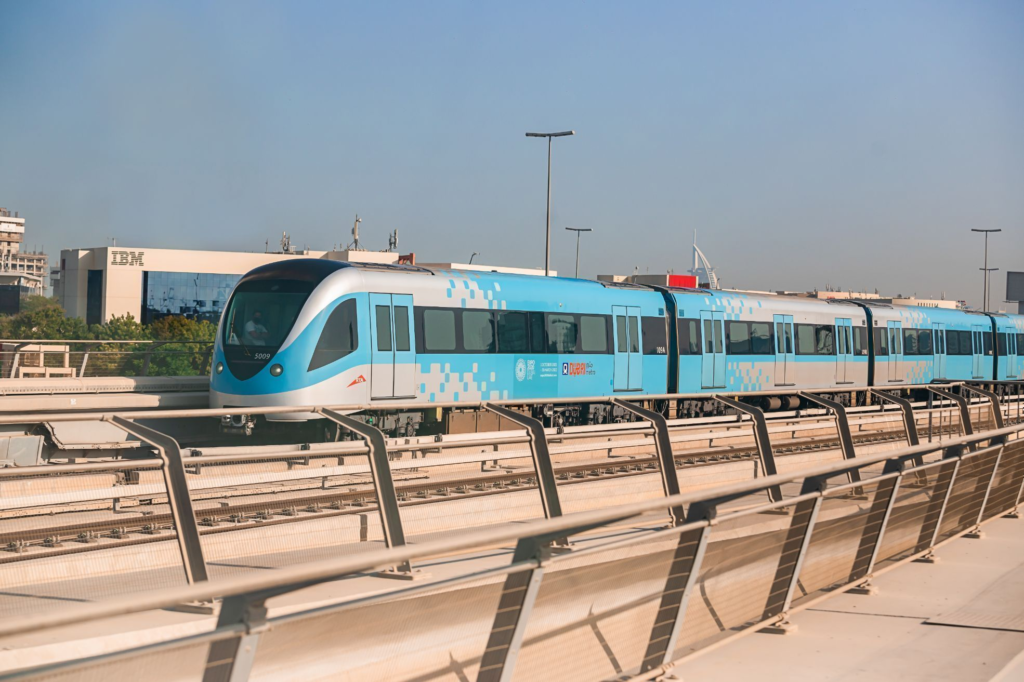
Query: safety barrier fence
[
  {"left": 0, "top": 417, "right": 1021, "bottom": 682},
  {"left": 0, "top": 340, "right": 214, "bottom": 379},
  {"left": 0, "top": 385, "right": 1019, "bottom": 604}
]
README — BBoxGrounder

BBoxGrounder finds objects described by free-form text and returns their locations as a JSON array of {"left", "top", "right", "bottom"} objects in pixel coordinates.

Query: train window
[
  {"left": 854, "top": 327, "right": 868, "bottom": 355},
  {"left": 394, "top": 306, "right": 410, "bottom": 352},
  {"left": 616, "top": 317, "right": 627, "bottom": 353},
  {"left": 496, "top": 311, "right": 529, "bottom": 353},
  {"left": 776, "top": 323, "right": 784, "bottom": 353},
  {"left": 307, "top": 299, "right": 359, "bottom": 372},
  {"left": 704, "top": 320, "right": 714, "bottom": 354},
  {"left": 641, "top": 317, "right": 667, "bottom": 355},
  {"left": 422, "top": 309, "right": 456, "bottom": 352},
  {"left": 873, "top": 327, "right": 888, "bottom": 357},
  {"left": 1018, "top": 334, "right": 1024, "bottom": 354},
  {"left": 580, "top": 315, "right": 610, "bottom": 353},
  {"left": 998, "top": 333, "right": 1008, "bottom": 355},
  {"left": 837, "top": 326, "right": 847, "bottom": 355},
  {"left": 713, "top": 320, "right": 724, "bottom": 354},
  {"left": 678, "top": 318, "right": 701, "bottom": 355},
  {"left": 902, "top": 329, "right": 918, "bottom": 355},
  {"left": 955, "top": 330, "right": 972, "bottom": 355},
  {"left": 947, "top": 330, "right": 959, "bottom": 355},
  {"left": 796, "top": 324, "right": 835, "bottom": 356},
  {"left": 375, "top": 306, "right": 393, "bottom": 352},
  {"left": 751, "top": 323, "right": 772, "bottom": 355},
  {"left": 547, "top": 314, "right": 578, "bottom": 353},
  {"left": 462, "top": 310, "right": 495, "bottom": 352},
  {"left": 784, "top": 324, "right": 793, "bottom": 354},
  {"left": 983, "top": 332, "right": 993, "bottom": 355},
  {"left": 726, "top": 321, "right": 750, "bottom": 355},
  {"left": 529, "top": 313, "right": 546, "bottom": 353},
  {"left": 629, "top": 317, "right": 640, "bottom": 353},
  {"left": 918, "top": 329, "right": 932, "bottom": 354}
]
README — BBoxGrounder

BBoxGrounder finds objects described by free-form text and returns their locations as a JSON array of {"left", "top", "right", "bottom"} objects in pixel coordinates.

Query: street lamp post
[
  {"left": 971, "top": 229, "right": 1002, "bottom": 311},
  {"left": 526, "top": 130, "right": 574, "bottom": 276},
  {"left": 564, "top": 227, "right": 593, "bottom": 279}
]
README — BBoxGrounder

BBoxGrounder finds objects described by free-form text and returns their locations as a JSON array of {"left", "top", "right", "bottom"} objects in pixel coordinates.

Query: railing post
[
  {"left": 798, "top": 392, "right": 861, "bottom": 484},
  {"left": 914, "top": 444, "right": 964, "bottom": 562},
  {"left": 203, "top": 594, "right": 267, "bottom": 682},
  {"left": 78, "top": 342, "right": 95, "bottom": 378},
  {"left": 927, "top": 387, "right": 973, "bottom": 438},
  {"left": 964, "top": 443, "right": 1006, "bottom": 538},
  {"left": 847, "top": 460, "right": 903, "bottom": 591},
  {"left": 961, "top": 384, "right": 1005, "bottom": 431},
  {"left": 476, "top": 537, "right": 549, "bottom": 682},
  {"left": 317, "top": 408, "right": 411, "bottom": 574},
  {"left": 759, "top": 487, "right": 824, "bottom": 633},
  {"left": 612, "top": 399, "right": 684, "bottom": 525},
  {"left": 869, "top": 388, "right": 921, "bottom": 448},
  {"left": 108, "top": 416, "right": 208, "bottom": 584},
  {"left": 483, "top": 404, "right": 563, "bottom": 521},
  {"left": 714, "top": 396, "right": 783, "bottom": 503},
  {"left": 639, "top": 521, "right": 711, "bottom": 672}
]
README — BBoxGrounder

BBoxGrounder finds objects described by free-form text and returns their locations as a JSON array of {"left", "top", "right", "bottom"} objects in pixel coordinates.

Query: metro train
[{"left": 209, "top": 259, "right": 1024, "bottom": 434}]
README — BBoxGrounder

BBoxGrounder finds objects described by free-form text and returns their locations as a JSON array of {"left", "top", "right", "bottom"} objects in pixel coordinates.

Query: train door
[
  {"left": 612, "top": 306, "right": 643, "bottom": 391},
  {"left": 932, "top": 323, "right": 946, "bottom": 380},
  {"left": 887, "top": 321, "right": 903, "bottom": 382},
  {"left": 972, "top": 325, "right": 986, "bottom": 379},
  {"left": 699, "top": 311, "right": 725, "bottom": 389},
  {"left": 369, "top": 293, "right": 415, "bottom": 399},
  {"left": 773, "top": 314, "right": 794, "bottom": 386},
  {"left": 835, "top": 318, "right": 853, "bottom": 383}
]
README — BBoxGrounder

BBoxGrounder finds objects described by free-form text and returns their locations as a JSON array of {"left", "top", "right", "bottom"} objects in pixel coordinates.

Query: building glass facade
[{"left": 142, "top": 271, "right": 240, "bottom": 324}]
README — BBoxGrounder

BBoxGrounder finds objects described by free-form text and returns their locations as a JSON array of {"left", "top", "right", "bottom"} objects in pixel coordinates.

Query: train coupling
[{"left": 220, "top": 414, "right": 255, "bottom": 436}]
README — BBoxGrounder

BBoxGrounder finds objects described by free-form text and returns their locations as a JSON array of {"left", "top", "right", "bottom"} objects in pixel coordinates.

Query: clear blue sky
[{"left": 1, "top": 1, "right": 1022, "bottom": 306}]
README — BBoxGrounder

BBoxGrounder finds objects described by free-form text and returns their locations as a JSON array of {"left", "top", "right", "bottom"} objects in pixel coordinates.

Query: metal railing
[
  {"left": 0, "top": 418, "right": 1021, "bottom": 681},
  {"left": 0, "top": 340, "right": 214, "bottom": 379}
]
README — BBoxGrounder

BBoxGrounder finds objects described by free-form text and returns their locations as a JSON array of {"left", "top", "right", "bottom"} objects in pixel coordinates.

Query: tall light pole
[
  {"left": 972, "top": 229, "right": 1001, "bottom": 311},
  {"left": 526, "top": 130, "right": 574, "bottom": 276},
  {"left": 565, "top": 227, "right": 592, "bottom": 279}
]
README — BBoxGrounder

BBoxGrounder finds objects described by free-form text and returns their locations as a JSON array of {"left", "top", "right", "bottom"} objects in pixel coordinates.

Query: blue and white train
[{"left": 209, "top": 259, "right": 1024, "bottom": 432}]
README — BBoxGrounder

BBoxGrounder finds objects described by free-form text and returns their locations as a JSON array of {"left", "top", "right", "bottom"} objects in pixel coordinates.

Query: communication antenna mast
[
  {"left": 388, "top": 229, "right": 398, "bottom": 252},
  {"left": 350, "top": 214, "right": 362, "bottom": 250},
  {"left": 689, "top": 230, "right": 719, "bottom": 289},
  {"left": 280, "top": 232, "right": 291, "bottom": 253}
]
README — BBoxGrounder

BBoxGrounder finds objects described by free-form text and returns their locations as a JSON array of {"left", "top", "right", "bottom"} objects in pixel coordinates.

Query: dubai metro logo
[{"left": 347, "top": 375, "right": 366, "bottom": 387}]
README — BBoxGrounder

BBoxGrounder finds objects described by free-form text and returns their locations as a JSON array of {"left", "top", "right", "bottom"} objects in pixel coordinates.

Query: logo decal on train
[
  {"left": 515, "top": 359, "right": 527, "bottom": 381},
  {"left": 347, "top": 375, "right": 366, "bottom": 387},
  {"left": 562, "top": 362, "right": 595, "bottom": 377}
]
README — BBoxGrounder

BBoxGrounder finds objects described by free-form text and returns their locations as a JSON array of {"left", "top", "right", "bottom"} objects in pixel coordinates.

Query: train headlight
[
  {"left": 270, "top": 364, "right": 284, "bottom": 377},
  {"left": 215, "top": 362, "right": 224, "bottom": 374}
]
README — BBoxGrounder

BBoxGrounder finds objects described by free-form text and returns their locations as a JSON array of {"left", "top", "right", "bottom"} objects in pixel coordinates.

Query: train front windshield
[{"left": 221, "top": 279, "right": 315, "bottom": 379}]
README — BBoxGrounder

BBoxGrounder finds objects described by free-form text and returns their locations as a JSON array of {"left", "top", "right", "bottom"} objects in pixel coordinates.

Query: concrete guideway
[{"left": 0, "top": 419, "right": 1021, "bottom": 682}]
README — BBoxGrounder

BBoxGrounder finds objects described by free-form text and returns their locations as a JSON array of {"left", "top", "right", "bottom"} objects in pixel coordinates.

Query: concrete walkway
[{"left": 676, "top": 514, "right": 1024, "bottom": 682}]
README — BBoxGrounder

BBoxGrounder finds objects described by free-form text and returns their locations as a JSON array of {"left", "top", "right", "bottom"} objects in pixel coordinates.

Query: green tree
[
  {"left": 8, "top": 307, "right": 91, "bottom": 340},
  {"left": 91, "top": 314, "right": 148, "bottom": 376},
  {"left": 146, "top": 316, "right": 217, "bottom": 376}
]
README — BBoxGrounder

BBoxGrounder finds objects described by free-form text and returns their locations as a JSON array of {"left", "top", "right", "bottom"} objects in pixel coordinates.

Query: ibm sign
[{"left": 110, "top": 250, "right": 144, "bottom": 267}]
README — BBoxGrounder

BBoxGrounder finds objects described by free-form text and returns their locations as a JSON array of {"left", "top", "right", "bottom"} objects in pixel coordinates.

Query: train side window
[
  {"left": 918, "top": 329, "right": 932, "bottom": 354},
  {"left": 703, "top": 320, "right": 714, "bottom": 354},
  {"left": 394, "top": 306, "right": 410, "bottom": 352},
  {"left": 796, "top": 324, "right": 835, "bottom": 355},
  {"left": 854, "top": 327, "right": 868, "bottom": 355},
  {"left": 616, "top": 317, "right": 627, "bottom": 353},
  {"left": 375, "top": 306, "right": 393, "bottom": 352},
  {"left": 873, "top": 327, "right": 888, "bottom": 357},
  {"left": 529, "top": 312, "right": 546, "bottom": 353},
  {"left": 902, "top": 329, "right": 918, "bottom": 355},
  {"left": 1018, "top": 333, "right": 1024, "bottom": 354},
  {"left": 628, "top": 317, "right": 640, "bottom": 353},
  {"left": 678, "top": 318, "right": 701, "bottom": 355},
  {"left": 641, "top": 316, "right": 667, "bottom": 355},
  {"left": 784, "top": 324, "right": 793, "bottom": 354},
  {"left": 998, "top": 333, "right": 1008, "bottom": 355},
  {"left": 581, "top": 315, "right": 610, "bottom": 353},
  {"left": 750, "top": 322, "right": 773, "bottom": 355},
  {"left": 496, "top": 311, "right": 529, "bottom": 353},
  {"left": 462, "top": 310, "right": 495, "bottom": 352},
  {"left": 947, "top": 330, "right": 959, "bottom": 355},
  {"left": 713, "top": 320, "right": 724, "bottom": 354},
  {"left": 726, "top": 321, "right": 750, "bottom": 354},
  {"left": 422, "top": 309, "right": 456, "bottom": 352},
  {"left": 958, "top": 330, "right": 973, "bottom": 355},
  {"left": 983, "top": 332, "right": 993, "bottom": 355},
  {"left": 837, "top": 326, "right": 847, "bottom": 355},
  {"left": 776, "top": 323, "right": 785, "bottom": 353},
  {"left": 308, "top": 299, "right": 359, "bottom": 371},
  {"left": 547, "top": 313, "right": 578, "bottom": 353}
]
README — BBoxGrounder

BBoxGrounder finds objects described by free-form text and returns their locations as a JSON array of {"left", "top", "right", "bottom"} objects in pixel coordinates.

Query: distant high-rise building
[{"left": 0, "top": 208, "right": 48, "bottom": 297}]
